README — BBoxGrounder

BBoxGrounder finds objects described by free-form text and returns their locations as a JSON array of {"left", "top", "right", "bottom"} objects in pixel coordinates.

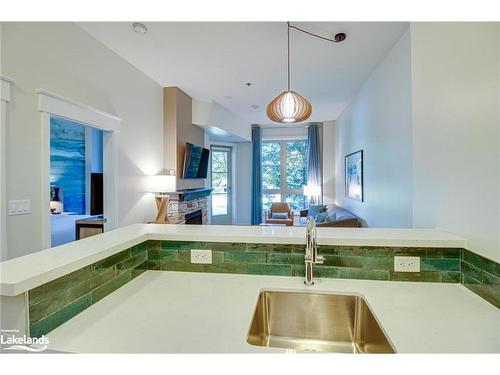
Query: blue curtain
[
  {"left": 306, "top": 123, "right": 322, "bottom": 206},
  {"left": 251, "top": 125, "right": 263, "bottom": 225}
]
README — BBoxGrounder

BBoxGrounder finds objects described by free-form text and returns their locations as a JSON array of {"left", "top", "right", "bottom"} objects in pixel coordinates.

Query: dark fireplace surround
[{"left": 185, "top": 209, "right": 203, "bottom": 225}]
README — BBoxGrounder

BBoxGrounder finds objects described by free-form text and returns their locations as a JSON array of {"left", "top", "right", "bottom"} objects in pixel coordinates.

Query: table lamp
[{"left": 149, "top": 171, "right": 176, "bottom": 224}]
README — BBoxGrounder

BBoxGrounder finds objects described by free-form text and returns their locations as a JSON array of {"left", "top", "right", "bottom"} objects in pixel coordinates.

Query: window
[{"left": 261, "top": 140, "right": 308, "bottom": 212}]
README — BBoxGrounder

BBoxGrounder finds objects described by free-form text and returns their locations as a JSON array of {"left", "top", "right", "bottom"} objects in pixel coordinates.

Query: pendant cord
[
  {"left": 287, "top": 22, "right": 291, "bottom": 92},
  {"left": 288, "top": 22, "right": 342, "bottom": 44}
]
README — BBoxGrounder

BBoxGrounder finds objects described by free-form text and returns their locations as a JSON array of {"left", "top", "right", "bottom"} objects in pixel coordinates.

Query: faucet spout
[{"left": 304, "top": 216, "right": 324, "bottom": 285}]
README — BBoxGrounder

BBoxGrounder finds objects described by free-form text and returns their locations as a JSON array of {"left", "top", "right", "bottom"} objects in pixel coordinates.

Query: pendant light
[
  {"left": 267, "top": 22, "right": 312, "bottom": 123},
  {"left": 266, "top": 22, "right": 346, "bottom": 124}
]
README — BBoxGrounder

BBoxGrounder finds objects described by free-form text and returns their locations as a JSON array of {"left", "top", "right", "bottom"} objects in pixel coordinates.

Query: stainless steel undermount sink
[{"left": 247, "top": 290, "right": 395, "bottom": 353}]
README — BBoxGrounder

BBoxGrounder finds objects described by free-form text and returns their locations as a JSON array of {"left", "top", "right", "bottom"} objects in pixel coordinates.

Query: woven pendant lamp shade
[{"left": 266, "top": 90, "right": 312, "bottom": 123}]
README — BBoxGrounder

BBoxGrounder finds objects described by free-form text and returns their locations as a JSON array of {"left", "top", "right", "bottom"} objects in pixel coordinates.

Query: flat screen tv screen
[{"left": 182, "top": 143, "right": 209, "bottom": 179}]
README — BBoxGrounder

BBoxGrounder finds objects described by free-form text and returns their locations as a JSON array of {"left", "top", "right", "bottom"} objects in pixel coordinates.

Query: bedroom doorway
[{"left": 49, "top": 116, "right": 105, "bottom": 246}]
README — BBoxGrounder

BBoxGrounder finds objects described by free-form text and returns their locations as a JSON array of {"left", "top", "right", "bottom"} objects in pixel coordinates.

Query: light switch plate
[
  {"left": 394, "top": 256, "right": 420, "bottom": 272},
  {"left": 191, "top": 249, "right": 212, "bottom": 264},
  {"left": 8, "top": 199, "right": 31, "bottom": 215}
]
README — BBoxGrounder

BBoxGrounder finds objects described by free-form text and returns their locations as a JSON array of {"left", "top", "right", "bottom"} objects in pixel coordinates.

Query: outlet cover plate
[
  {"left": 394, "top": 256, "right": 420, "bottom": 272},
  {"left": 191, "top": 249, "right": 212, "bottom": 264}
]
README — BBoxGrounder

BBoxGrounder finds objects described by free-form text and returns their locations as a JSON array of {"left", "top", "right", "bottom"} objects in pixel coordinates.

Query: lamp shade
[
  {"left": 303, "top": 184, "right": 321, "bottom": 197},
  {"left": 148, "top": 174, "right": 176, "bottom": 193},
  {"left": 266, "top": 90, "right": 312, "bottom": 123}
]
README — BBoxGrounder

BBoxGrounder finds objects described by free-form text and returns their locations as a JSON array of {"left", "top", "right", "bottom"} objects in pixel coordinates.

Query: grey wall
[{"left": 235, "top": 142, "right": 252, "bottom": 225}]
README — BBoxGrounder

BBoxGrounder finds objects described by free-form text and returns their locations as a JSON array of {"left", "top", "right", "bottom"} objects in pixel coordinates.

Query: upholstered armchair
[{"left": 264, "top": 202, "right": 293, "bottom": 226}]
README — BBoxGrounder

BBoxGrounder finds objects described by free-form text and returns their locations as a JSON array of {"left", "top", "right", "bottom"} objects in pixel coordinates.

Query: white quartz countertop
[
  {"left": 0, "top": 224, "right": 466, "bottom": 296},
  {"left": 45, "top": 271, "right": 500, "bottom": 353}
]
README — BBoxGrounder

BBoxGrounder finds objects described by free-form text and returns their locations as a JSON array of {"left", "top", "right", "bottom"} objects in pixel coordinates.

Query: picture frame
[{"left": 345, "top": 150, "right": 364, "bottom": 202}]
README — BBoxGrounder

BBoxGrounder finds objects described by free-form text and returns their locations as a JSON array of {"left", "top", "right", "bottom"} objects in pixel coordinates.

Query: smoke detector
[{"left": 132, "top": 22, "right": 148, "bottom": 35}]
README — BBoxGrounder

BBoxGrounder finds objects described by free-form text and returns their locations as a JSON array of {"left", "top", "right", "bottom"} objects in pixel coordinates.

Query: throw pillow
[
  {"left": 308, "top": 204, "right": 325, "bottom": 218},
  {"left": 271, "top": 212, "right": 289, "bottom": 219},
  {"left": 324, "top": 212, "right": 337, "bottom": 223},
  {"left": 315, "top": 211, "right": 329, "bottom": 223}
]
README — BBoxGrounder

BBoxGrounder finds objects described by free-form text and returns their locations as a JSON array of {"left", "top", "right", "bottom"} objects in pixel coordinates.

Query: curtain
[
  {"left": 306, "top": 123, "right": 322, "bottom": 206},
  {"left": 251, "top": 125, "right": 263, "bottom": 225}
]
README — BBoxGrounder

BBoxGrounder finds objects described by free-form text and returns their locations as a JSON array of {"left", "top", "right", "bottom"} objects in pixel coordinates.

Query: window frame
[{"left": 261, "top": 138, "right": 308, "bottom": 210}]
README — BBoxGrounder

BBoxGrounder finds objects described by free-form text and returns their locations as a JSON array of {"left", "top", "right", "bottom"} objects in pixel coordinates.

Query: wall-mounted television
[{"left": 182, "top": 143, "right": 209, "bottom": 179}]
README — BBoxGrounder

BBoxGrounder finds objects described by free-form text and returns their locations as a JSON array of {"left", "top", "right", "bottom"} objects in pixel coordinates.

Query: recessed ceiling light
[
  {"left": 132, "top": 22, "right": 148, "bottom": 35},
  {"left": 245, "top": 82, "right": 252, "bottom": 87},
  {"left": 251, "top": 105, "right": 260, "bottom": 110}
]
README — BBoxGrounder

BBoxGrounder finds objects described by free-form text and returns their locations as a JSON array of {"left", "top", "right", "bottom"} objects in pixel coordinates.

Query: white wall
[
  {"left": 411, "top": 23, "right": 500, "bottom": 262},
  {"left": 1, "top": 22, "right": 163, "bottom": 259},
  {"left": 192, "top": 99, "right": 251, "bottom": 141},
  {"left": 322, "top": 121, "right": 335, "bottom": 204},
  {"left": 334, "top": 30, "right": 413, "bottom": 228}
]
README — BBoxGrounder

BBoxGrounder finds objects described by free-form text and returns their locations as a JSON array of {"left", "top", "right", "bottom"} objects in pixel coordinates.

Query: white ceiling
[{"left": 78, "top": 22, "right": 408, "bottom": 125}]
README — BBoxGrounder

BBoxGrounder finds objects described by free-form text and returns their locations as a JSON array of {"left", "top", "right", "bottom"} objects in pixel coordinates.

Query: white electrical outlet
[
  {"left": 394, "top": 256, "right": 420, "bottom": 272},
  {"left": 191, "top": 249, "right": 212, "bottom": 264}
]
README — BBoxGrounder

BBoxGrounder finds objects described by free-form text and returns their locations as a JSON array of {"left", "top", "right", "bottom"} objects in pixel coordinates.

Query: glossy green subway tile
[
  {"left": 30, "top": 293, "right": 92, "bottom": 337},
  {"left": 440, "top": 271, "right": 462, "bottom": 283},
  {"left": 161, "top": 241, "right": 202, "bottom": 250},
  {"left": 267, "top": 253, "right": 304, "bottom": 265},
  {"left": 482, "top": 270, "right": 500, "bottom": 286},
  {"left": 177, "top": 250, "right": 190, "bottom": 262},
  {"left": 462, "top": 261, "right": 482, "bottom": 281},
  {"left": 28, "top": 267, "right": 93, "bottom": 306},
  {"left": 131, "top": 261, "right": 147, "bottom": 279},
  {"left": 247, "top": 264, "right": 291, "bottom": 276},
  {"left": 116, "top": 252, "right": 147, "bottom": 272},
  {"left": 212, "top": 251, "right": 224, "bottom": 263},
  {"left": 91, "top": 270, "right": 132, "bottom": 303},
  {"left": 203, "top": 263, "right": 247, "bottom": 274},
  {"left": 130, "top": 242, "right": 148, "bottom": 256},
  {"left": 323, "top": 255, "right": 389, "bottom": 270},
  {"left": 314, "top": 266, "right": 340, "bottom": 279},
  {"left": 225, "top": 251, "right": 266, "bottom": 264},
  {"left": 463, "top": 275, "right": 500, "bottom": 308},
  {"left": 91, "top": 249, "right": 130, "bottom": 271},
  {"left": 391, "top": 247, "right": 427, "bottom": 257},
  {"left": 316, "top": 245, "right": 339, "bottom": 255},
  {"left": 29, "top": 267, "right": 115, "bottom": 323},
  {"left": 425, "top": 248, "right": 461, "bottom": 259},
  {"left": 421, "top": 258, "right": 460, "bottom": 272},
  {"left": 148, "top": 249, "right": 178, "bottom": 261},
  {"left": 159, "top": 261, "right": 203, "bottom": 272},
  {"left": 148, "top": 260, "right": 160, "bottom": 270},
  {"left": 463, "top": 250, "right": 500, "bottom": 277},
  {"left": 291, "top": 265, "right": 306, "bottom": 277},
  {"left": 250, "top": 243, "right": 302, "bottom": 253},
  {"left": 147, "top": 240, "right": 161, "bottom": 250},
  {"left": 338, "top": 267, "right": 389, "bottom": 281},
  {"left": 202, "top": 242, "right": 245, "bottom": 252}
]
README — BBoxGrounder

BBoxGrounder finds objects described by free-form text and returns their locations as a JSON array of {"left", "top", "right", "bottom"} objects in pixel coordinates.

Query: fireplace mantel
[{"left": 167, "top": 188, "right": 213, "bottom": 202}]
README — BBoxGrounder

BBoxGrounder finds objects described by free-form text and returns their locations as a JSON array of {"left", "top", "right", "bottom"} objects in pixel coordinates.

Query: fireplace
[{"left": 185, "top": 209, "right": 203, "bottom": 225}]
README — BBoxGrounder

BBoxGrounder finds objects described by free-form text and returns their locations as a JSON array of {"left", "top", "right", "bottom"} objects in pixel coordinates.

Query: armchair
[{"left": 264, "top": 202, "right": 293, "bottom": 226}]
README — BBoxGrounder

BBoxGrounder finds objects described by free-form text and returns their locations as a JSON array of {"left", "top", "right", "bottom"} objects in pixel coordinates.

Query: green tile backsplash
[
  {"left": 27, "top": 239, "right": 499, "bottom": 337},
  {"left": 461, "top": 249, "right": 499, "bottom": 308},
  {"left": 28, "top": 243, "right": 147, "bottom": 337}
]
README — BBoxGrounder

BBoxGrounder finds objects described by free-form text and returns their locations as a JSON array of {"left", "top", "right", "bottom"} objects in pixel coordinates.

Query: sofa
[
  {"left": 299, "top": 204, "right": 362, "bottom": 227},
  {"left": 264, "top": 202, "right": 294, "bottom": 226}
]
